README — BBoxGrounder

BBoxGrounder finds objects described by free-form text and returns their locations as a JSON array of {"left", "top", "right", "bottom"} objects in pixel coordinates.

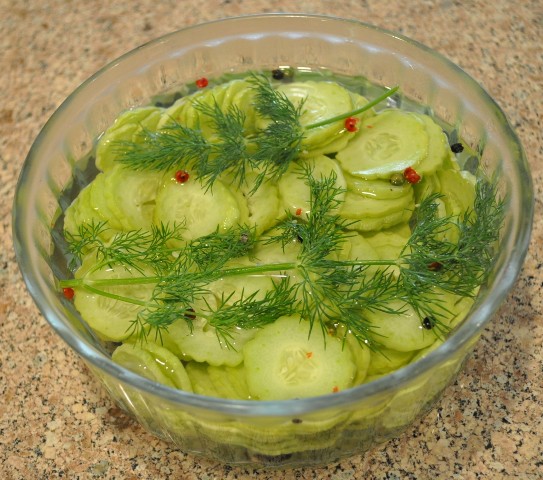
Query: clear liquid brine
[{"left": 56, "top": 67, "right": 502, "bottom": 402}]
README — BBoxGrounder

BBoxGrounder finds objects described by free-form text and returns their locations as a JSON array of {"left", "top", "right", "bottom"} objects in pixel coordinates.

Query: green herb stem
[
  {"left": 81, "top": 284, "right": 150, "bottom": 308},
  {"left": 305, "top": 85, "right": 399, "bottom": 130}
]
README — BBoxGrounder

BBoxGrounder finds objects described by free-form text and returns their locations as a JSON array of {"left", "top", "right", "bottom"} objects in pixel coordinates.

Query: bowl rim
[{"left": 13, "top": 13, "right": 534, "bottom": 416}]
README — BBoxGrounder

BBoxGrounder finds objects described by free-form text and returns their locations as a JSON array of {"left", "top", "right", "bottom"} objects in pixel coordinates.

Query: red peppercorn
[
  {"left": 195, "top": 77, "right": 208, "bottom": 88},
  {"left": 175, "top": 170, "right": 190, "bottom": 183},
  {"left": 62, "top": 287, "right": 75, "bottom": 300},
  {"left": 428, "top": 261, "right": 443, "bottom": 271},
  {"left": 295, "top": 207, "right": 303, "bottom": 216},
  {"left": 344, "top": 116, "right": 359, "bottom": 132},
  {"left": 403, "top": 167, "right": 421, "bottom": 184}
]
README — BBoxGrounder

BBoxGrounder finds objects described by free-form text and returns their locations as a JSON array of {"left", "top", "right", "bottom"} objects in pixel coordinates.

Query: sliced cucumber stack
[
  {"left": 112, "top": 341, "right": 193, "bottom": 391},
  {"left": 364, "top": 300, "right": 437, "bottom": 352}
]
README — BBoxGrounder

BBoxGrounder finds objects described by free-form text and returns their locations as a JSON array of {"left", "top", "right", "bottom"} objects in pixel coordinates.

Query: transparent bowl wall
[{"left": 13, "top": 14, "right": 533, "bottom": 468}]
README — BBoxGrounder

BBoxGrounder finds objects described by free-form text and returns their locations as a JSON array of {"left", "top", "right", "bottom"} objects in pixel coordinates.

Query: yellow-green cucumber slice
[
  {"left": 96, "top": 106, "right": 162, "bottom": 172},
  {"left": 153, "top": 174, "right": 242, "bottom": 244},
  {"left": 336, "top": 109, "right": 429, "bottom": 180},
  {"left": 102, "top": 165, "right": 163, "bottom": 231},
  {"left": 243, "top": 315, "right": 356, "bottom": 400},
  {"left": 365, "top": 300, "right": 437, "bottom": 352},
  {"left": 73, "top": 259, "right": 156, "bottom": 342},
  {"left": 339, "top": 187, "right": 415, "bottom": 231},
  {"left": 112, "top": 341, "right": 193, "bottom": 391},
  {"left": 274, "top": 81, "right": 356, "bottom": 153},
  {"left": 161, "top": 316, "right": 257, "bottom": 367}
]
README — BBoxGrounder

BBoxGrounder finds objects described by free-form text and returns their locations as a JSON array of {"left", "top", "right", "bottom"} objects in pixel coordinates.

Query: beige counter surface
[{"left": 1, "top": 1, "right": 542, "bottom": 478}]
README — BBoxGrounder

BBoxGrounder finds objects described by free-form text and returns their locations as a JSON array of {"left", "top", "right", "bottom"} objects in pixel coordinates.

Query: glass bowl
[{"left": 12, "top": 14, "right": 533, "bottom": 468}]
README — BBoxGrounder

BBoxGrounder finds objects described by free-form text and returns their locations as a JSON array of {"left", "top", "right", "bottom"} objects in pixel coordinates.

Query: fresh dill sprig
[
  {"left": 399, "top": 180, "right": 504, "bottom": 299},
  {"left": 186, "top": 224, "right": 256, "bottom": 272},
  {"left": 206, "top": 277, "right": 297, "bottom": 347},
  {"left": 109, "top": 72, "right": 397, "bottom": 193},
  {"left": 190, "top": 100, "right": 251, "bottom": 189},
  {"left": 114, "top": 120, "right": 211, "bottom": 173},
  {"left": 395, "top": 178, "right": 504, "bottom": 334},
  {"left": 61, "top": 168, "right": 504, "bottom": 350},
  {"left": 248, "top": 73, "right": 305, "bottom": 188}
]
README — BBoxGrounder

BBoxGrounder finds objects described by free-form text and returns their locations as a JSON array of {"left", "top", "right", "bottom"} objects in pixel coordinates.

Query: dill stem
[
  {"left": 80, "top": 284, "right": 150, "bottom": 307},
  {"left": 59, "top": 258, "right": 398, "bottom": 290},
  {"left": 59, "top": 276, "right": 160, "bottom": 288},
  {"left": 305, "top": 85, "right": 399, "bottom": 130}
]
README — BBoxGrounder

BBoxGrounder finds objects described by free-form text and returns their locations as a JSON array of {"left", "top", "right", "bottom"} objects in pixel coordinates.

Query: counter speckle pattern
[{"left": 1, "top": 1, "right": 542, "bottom": 478}]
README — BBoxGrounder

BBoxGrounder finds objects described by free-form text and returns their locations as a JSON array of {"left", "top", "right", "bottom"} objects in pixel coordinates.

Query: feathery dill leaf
[
  {"left": 61, "top": 166, "right": 503, "bottom": 351},
  {"left": 208, "top": 278, "right": 297, "bottom": 347},
  {"left": 396, "top": 178, "right": 504, "bottom": 334},
  {"left": 186, "top": 225, "right": 256, "bottom": 272},
  {"left": 115, "top": 121, "right": 211, "bottom": 173},
  {"left": 191, "top": 100, "right": 250, "bottom": 189},
  {"left": 248, "top": 73, "right": 305, "bottom": 190}
]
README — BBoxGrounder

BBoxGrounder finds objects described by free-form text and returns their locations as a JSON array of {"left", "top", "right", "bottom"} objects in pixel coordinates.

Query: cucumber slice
[
  {"left": 96, "top": 106, "right": 162, "bottom": 171},
  {"left": 365, "top": 301, "right": 437, "bottom": 352},
  {"left": 239, "top": 173, "right": 282, "bottom": 234},
  {"left": 112, "top": 343, "right": 178, "bottom": 388},
  {"left": 339, "top": 185, "right": 414, "bottom": 234},
  {"left": 63, "top": 183, "right": 99, "bottom": 236},
  {"left": 366, "top": 347, "right": 415, "bottom": 376},
  {"left": 345, "top": 174, "right": 412, "bottom": 200},
  {"left": 344, "top": 207, "right": 413, "bottom": 233},
  {"left": 278, "top": 155, "right": 346, "bottom": 217},
  {"left": 163, "top": 316, "right": 257, "bottom": 367},
  {"left": 364, "top": 223, "right": 411, "bottom": 262},
  {"left": 413, "top": 172, "right": 442, "bottom": 203},
  {"left": 89, "top": 173, "right": 125, "bottom": 231},
  {"left": 113, "top": 341, "right": 193, "bottom": 392},
  {"left": 207, "top": 364, "right": 252, "bottom": 400},
  {"left": 275, "top": 81, "right": 355, "bottom": 153},
  {"left": 340, "top": 188, "right": 414, "bottom": 220},
  {"left": 340, "top": 232, "right": 379, "bottom": 261},
  {"left": 154, "top": 175, "right": 241, "bottom": 243},
  {"left": 185, "top": 361, "right": 220, "bottom": 397},
  {"left": 137, "top": 340, "right": 193, "bottom": 391},
  {"left": 158, "top": 79, "right": 256, "bottom": 136},
  {"left": 336, "top": 109, "right": 429, "bottom": 180},
  {"left": 103, "top": 165, "right": 163, "bottom": 231},
  {"left": 437, "top": 168, "right": 476, "bottom": 217},
  {"left": 243, "top": 315, "right": 356, "bottom": 400},
  {"left": 341, "top": 329, "right": 372, "bottom": 385},
  {"left": 252, "top": 234, "right": 302, "bottom": 264},
  {"left": 73, "top": 259, "right": 156, "bottom": 342},
  {"left": 64, "top": 179, "right": 122, "bottom": 240},
  {"left": 415, "top": 113, "right": 449, "bottom": 176}
]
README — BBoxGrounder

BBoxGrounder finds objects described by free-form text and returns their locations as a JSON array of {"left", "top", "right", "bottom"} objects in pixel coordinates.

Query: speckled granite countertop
[{"left": 1, "top": 1, "right": 542, "bottom": 478}]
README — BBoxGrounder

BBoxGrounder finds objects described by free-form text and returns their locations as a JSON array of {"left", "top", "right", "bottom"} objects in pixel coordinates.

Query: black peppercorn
[
  {"left": 271, "top": 69, "right": 285, "bottom": 80},
  {"left": 450, "top": 142, "right": 464, "bottom": 153},
  {"left": 422, "top": 317, "right": 434, "bottom": 330}
]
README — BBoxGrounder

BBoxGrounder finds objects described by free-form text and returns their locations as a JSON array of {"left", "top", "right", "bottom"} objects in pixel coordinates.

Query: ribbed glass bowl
[{"left": 13, "top": 14, "right": 533, "bottom": 468}]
